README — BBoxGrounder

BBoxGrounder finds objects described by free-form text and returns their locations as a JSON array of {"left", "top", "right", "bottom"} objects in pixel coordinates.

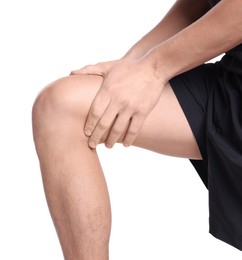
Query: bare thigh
[
  {"left": 133, "top": 83, "right": 201, "bottom": 159},
  {"left": 39, "top": 74, "right": 201, "bottom": 159}
]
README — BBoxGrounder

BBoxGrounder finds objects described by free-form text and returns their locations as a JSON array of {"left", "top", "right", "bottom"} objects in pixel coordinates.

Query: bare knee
[
  {"left": 33, "top": 75, "right": 102, "bottom": 122},
  {"left": 32, "top": 75, "right": 103, "bottom": 141}
]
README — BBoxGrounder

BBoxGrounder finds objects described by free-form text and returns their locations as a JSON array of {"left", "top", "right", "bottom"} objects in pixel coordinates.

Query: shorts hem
[{"left": 169, "top": 76, "right": 208, "bottom": 187}]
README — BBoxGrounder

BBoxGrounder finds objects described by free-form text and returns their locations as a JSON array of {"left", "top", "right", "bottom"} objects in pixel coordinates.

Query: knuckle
[
  {"left": 90, "top": 106, "right": 102, "bottom": 119},
  {"left": 128, "top": 128, "right": 139, "bottom": 136},
  {"left": 115, "top": 95, "right": 130, "bottom": 107},
  {"left": 98, "top": 120, "right": 109, "bottom": 130},
  {"left": 126, "top": 100, "right": 135, "bottom": 110}
]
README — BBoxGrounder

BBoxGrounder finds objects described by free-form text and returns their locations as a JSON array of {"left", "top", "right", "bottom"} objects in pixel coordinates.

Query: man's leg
[
  {"left": 32, "top": 74, "right": 201, "bottom": 260},
  {"left": 33, "top": 75, "right": 111, "bottom": 260}
]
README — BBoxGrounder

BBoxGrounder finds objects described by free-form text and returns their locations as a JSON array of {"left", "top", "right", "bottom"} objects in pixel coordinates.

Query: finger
[
  {"left": 123, "top": 115, "right": 145, "bottom": 147},
  {"left": 105, "top": 113, "right": 131, "bottom": 148},
  {"left": 88, "top": 107, "right": 118, "bottom": 149},
  {"left": 70, "top": 64, "right": 104, "bottom": 76},
  {"left": 85, "top": 91, "right": 110, "bottom": 138}
]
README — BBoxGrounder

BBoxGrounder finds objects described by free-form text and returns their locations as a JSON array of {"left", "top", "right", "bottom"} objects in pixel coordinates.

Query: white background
[{"left": 0, "top": 0, "right": 241, "bottom": 259}]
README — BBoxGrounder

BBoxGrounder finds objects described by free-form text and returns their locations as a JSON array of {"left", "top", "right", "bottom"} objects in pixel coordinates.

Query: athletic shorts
[{"left": 169, "top": 59, "right": 242, "bottom": 251}]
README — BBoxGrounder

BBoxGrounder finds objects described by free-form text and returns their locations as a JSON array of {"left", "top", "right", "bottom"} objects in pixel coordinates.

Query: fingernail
[
  {"left": 89, "top": 141, "right": 96, "bottom": 149},
  {"left": 105, "top": 143, "right": 113, "bottom": 149},
  {"left": 85, "top": 129, "right": 92, "bottom": 136}
]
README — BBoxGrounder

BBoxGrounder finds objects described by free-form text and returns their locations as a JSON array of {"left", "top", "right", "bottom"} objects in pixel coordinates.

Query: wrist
[{"left": 143, "top": 47, "right": 173, "bottom": 85}]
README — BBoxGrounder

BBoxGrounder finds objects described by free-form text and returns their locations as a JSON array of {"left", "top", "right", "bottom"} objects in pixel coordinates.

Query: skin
[
  {"left": 71, "top": 0, "right": 242, "bottom": 149},
  {"left": 32, "top": 0, "right": 242, "bottom": 259}
]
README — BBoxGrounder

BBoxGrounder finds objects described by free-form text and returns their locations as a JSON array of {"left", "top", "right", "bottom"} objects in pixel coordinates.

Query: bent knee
[{"left": 32, "top": 75, "right": 103, "bottom": 124}]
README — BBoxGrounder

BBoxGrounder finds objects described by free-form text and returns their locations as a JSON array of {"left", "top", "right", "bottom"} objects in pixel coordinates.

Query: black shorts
[{"left": 169, "top": 59, "right": 242, "bottom": 251}]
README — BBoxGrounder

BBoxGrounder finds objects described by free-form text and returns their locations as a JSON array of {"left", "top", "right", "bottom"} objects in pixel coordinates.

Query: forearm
[
  {"left": 146, "top": 0, "right": 242, "bottom": 83},
  {"left": 123, "top": 0, "right": 210, "bottom": 59}
]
